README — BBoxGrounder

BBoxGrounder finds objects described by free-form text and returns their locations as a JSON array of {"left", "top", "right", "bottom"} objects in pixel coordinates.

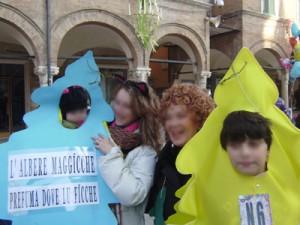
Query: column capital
[
  {"left": 34, "top": 66, "right": 60, "bottom": 86},
  {"left": 200, "top": 70, "right": 212, "bottom": 78},
  {"left": 128, "top": 67, "right": 151, "bottom": 82},
  {"left": 194, "top": 70, "right": 211, "bottom": 89}
]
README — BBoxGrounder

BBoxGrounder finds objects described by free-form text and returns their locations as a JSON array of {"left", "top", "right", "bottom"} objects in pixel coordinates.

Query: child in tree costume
[{"left": 167, "top": 48, "right": 300, "bottom": 225}]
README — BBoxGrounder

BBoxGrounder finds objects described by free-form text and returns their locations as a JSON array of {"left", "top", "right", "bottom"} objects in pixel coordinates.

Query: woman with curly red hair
[{"left": 146, "top": 83, "right": 214, "bottom": 225}]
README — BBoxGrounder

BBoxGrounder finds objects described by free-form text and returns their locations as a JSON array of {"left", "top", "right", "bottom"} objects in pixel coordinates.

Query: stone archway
[
  {"left": 250, "top": 39, "right": 288, "bottom": 58},
  {"left": 0, "top": 2, "right": 45, "bottom": 66},
  {"left": 147, "top": 23, "right": 208, "bottom": 72},
  {"left": 147, "top": 23, "right": 209, "bottom": 89},
  {"left": 51, "top": 9, "right": 144, "bottom": 69},
  {"left": 254, "top": 45, "right": 289, "bottom": 106}
]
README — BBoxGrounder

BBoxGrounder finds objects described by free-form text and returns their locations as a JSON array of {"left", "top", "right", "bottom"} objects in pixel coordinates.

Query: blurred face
[
  {"left": 226, "top": 139, "right": 269, "bottom": 176},
  {"left": 66, "top": 108, "right": 88, "bottom": 126},
  {"left": 164, "top": 104, "right": 199, "bottom": 147},
  {"left": 112, "top": 88, "right": 137, "bottom": 126}
]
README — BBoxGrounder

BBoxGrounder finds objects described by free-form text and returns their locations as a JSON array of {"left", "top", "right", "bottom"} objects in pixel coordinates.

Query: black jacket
[{"left": 146, "top": 142, "right": 190, "bottom": 220}]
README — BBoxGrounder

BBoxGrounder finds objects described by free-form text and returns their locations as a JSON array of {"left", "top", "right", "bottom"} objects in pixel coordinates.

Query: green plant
[{"left": 134, "top": 0, "right": 160, "bottom": 51}]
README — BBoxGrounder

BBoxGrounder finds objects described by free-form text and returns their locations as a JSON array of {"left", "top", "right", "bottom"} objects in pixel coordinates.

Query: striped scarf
[{"left": 109, "top": 120, "right": 142, "bottom": 155}]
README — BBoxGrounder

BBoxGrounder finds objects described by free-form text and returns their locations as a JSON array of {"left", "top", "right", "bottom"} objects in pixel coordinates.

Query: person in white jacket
[{"left": 93, "top": 80, "right": 163, "bottom": 225}]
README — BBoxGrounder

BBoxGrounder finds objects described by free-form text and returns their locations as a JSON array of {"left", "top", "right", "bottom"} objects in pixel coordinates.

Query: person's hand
[{"left": 93, "top": 135, "right": 116, "bottom": 154}]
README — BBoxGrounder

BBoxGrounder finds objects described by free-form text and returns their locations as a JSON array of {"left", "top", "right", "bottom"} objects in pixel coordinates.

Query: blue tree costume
[{"left": 0, "top": 51, "right": 119, "bottom": 225}]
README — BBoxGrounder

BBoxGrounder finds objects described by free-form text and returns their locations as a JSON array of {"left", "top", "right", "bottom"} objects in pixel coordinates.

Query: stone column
[
  {"left": 281, "top": 69, "right": 289, "bottom": 107},
  {"left": 34, "top": 65, "right": 59, "bottom": 87},
  {"left": 128, "top": 67, "right": 151, "bottom": 82},
  {"left": 24, "top": 63, "right": 31, "bottom": 112},
  {"left": 195, "top": 70, "right": 211, "bottom": 89}
]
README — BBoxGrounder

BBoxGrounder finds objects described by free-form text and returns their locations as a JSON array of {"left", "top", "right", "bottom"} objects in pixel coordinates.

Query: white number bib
[{"left": 239, "top": 194, "right": 273, "bottom": 225}]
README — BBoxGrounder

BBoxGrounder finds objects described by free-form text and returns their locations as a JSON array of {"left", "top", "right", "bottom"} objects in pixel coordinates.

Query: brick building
[
  {"left": 210, "top": 0, "right": 298, "bottom": 105},
  {"left": 0, "top": 0, "right": 212, "bottom": 140},
  {"left": 0, "top": 0, "right": 297, "bottom": 140}
]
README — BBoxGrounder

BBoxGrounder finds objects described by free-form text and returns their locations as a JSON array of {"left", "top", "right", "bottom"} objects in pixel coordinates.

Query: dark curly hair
[
  {"left": 59, "top": 86, "right": 90, "bottom": 120},
  {"left": 160, "top": 83, "right": 215, "bottom": 128}
]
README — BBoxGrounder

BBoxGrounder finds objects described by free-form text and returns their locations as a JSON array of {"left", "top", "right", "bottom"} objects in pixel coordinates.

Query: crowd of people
[{"left": 59, "top": 78, "right": 294, "bottom": 225}]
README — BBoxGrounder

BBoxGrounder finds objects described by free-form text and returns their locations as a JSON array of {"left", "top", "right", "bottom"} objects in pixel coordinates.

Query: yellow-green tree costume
[{"left": 167, "top": 48, "right": 300, "bottom": 225}]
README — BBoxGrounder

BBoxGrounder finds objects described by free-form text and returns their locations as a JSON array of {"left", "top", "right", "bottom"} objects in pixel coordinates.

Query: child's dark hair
[
  {"left": 220, "top": 111, "right": 272, "bottom": 150},
  {"left": 59, "top": 86, "right": 90, "bottom": 120}
]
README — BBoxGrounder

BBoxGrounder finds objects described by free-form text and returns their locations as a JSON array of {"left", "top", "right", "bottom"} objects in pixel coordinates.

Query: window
[{"left": 262, "top": 0, "right": 276, "bottom": 15}]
